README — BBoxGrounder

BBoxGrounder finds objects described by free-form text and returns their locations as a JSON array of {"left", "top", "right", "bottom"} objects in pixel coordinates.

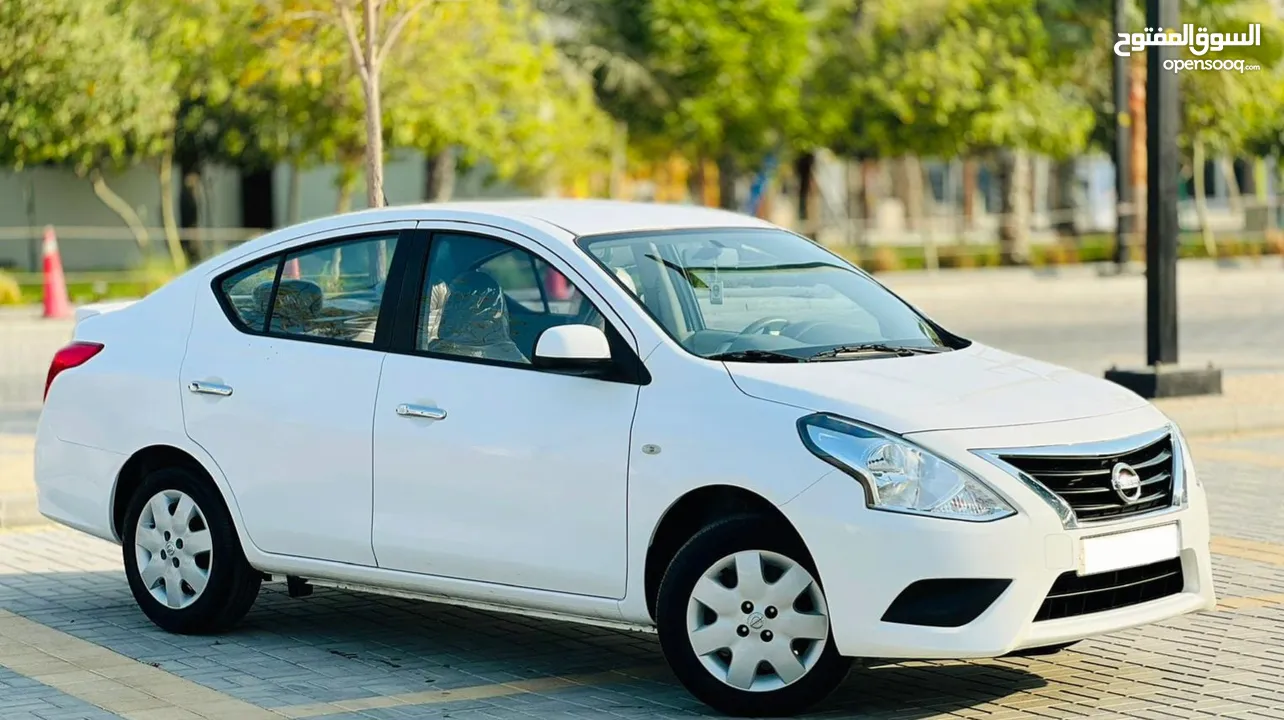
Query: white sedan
[{"left": 36, "top": 201, "right": 1215, "bottom": 716}]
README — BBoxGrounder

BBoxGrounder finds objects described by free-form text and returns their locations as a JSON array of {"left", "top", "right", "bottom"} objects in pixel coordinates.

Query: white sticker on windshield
[{"left": 710, "top": 257, "right": 724, "bottom": 305}]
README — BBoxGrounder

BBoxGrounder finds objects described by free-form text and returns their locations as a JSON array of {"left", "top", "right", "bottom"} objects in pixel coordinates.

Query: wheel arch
[
  {"left": 643, "top": 484, "right": 810, "bottom": 622},
  {"left": 110, "top": 443, "right": 244, "bottom": 545}
]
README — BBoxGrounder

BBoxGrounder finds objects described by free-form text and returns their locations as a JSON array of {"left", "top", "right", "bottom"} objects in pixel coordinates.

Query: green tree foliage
[
  {"left": 647, "top": 0, "right": 812, "bottom": 164},
  {"left": 588, "top": 0, "right": 812, "bottom": 175},
  {"left": 124, "top": 0, "right": 286, "bottom": 169},
  {"left": 1178, "top": 0, "right": 1284, "bottom": 157},
  {"left": 0, "top": 0, "right": 176, "bottom": 253},
  {"left": 0, "top": 0, "right": 176, "bottom": 172},
  {"left": 810, "top": 0, "right": 1094, "bottom": 160},
  {"left": 249, "top": 0, "right": 611, "bottom": 202}
]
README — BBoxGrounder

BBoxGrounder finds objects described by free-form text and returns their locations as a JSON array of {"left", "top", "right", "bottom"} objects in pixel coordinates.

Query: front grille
[
  {"left": 1034, "top": 558, "right": 1184, "bottom": 621},
  {"left": 999, "top": 434, "right": 1175, "bottom": 522}
]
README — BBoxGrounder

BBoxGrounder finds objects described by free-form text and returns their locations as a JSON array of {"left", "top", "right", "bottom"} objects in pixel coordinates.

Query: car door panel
[
  {"left": 371, "top": 224, "right": 639, "bottom": 598},
  {"left": 181, "top": 224, "right": 413, "bottom": 567},
  {"left": 373, "top": 357, "right": 638, "bottom": 596}
]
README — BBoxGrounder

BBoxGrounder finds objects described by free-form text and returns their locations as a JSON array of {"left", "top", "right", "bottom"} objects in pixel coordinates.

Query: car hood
[{"left": 725, "top": 343, "right": 1149, "bottom": 434}]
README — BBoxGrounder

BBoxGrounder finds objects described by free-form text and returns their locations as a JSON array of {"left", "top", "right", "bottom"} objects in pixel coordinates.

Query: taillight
[{"left": 45, "top": 342, "right": 104, "bottom": 401}]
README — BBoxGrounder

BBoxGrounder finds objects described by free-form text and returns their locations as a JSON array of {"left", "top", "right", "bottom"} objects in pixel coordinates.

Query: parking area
[{"left": 2, "top": 431, "right": 1284, "bottom": 720}]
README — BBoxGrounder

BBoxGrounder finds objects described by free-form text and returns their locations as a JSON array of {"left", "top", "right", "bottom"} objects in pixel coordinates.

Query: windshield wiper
[
  {"left": 706, "top": 349, "right": 805, "bottom": 363},
  {"left": 807, "top": 343, "right": 948, "bottom": 360}
]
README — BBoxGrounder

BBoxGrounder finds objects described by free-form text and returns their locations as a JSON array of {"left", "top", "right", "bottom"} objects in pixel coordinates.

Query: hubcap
[
  {"left": 134, "top": 490, "right": 213, "bottom": 610},
  {"left": 686, "top": 550, "right": 830, "bottom": 692}
]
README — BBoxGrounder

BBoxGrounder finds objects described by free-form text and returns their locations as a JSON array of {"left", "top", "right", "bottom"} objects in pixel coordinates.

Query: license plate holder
[{"left": 1080, "top": 523, "right": 1180, "bottom": 576}]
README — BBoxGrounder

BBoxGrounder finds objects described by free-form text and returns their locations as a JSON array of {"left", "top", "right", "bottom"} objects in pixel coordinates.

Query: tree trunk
[
  {"left": 1220, "top": 157, "right": 1242, "bottom": 216},
  {"left": 362, "top": 0, "right": 385, "bottom": 208},
  {"left": 897, "top": 156, "right": 924, "bottom": 233},
  {"left": 1129, "top": 56, "right": 1148, "bottom": 241},
  {"left": 1193, "top": 140, "right": 1216, "bottom": 257},
  {"left": 424, "top": 148, "right": 457, "bottom": 202},
  {"left": 286, "top": 161, "right": 302, "bottom": 225},
  {"left": 795, "top": 152, "right": 816, "bottom": 234},
  {"left": 961, "top": 157, "right": 977, "bottom": 231},
  {"left": 686, "top": 155, "right": 705, "bottom": 206},
  {"left": 997, "top": 149, "right": 1031, "bottom": 265},
  {"left": 158, "top": 150, "right": 186, "bottom": 270},
  {"left": 337, "top": 172, "right": 357, "bottom": 213},
  {"left": 845, "top": 157, "right": 862, "bottom": 246},
  {"left": 179, "top": 161, "right": 203, "bottom": 262},
  {"left": 1052, "top": 158, "right": 1077, "bottom": 239},
  {"left": 89, "top": 168, "right": 150, "bottom": 254},
  {"left": 610, "top": 120, "right": 628, "bottom": 200},
  {"left": 1238, "top": 157, "right": 1257, "bottom": 197},
  {"left": 717, "top": 154, "right": 737, "bottom": 210},
  {"left": 860, "top": 159, "right": 879, "bottom": 238}
]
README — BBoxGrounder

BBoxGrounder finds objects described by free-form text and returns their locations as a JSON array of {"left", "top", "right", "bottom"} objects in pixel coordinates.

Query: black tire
[
  {"left": 656, "top": 515, "right": 852, "bottom": 717},
  {"left": 1006, "top": 641, "right": 1080, "bottom": 657},
  {"left": 121, "top": 465, "right": 261, "bottom": 634}
]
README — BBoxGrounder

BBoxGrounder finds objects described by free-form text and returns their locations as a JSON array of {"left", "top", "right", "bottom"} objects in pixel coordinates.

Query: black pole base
[{"left": 1104, "top": 364, "right": 1224, "bottom": 399}]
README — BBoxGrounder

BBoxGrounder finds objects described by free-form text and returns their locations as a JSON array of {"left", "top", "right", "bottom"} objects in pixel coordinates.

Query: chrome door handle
[
  {"left": 396, "top": 404, "right": 446, "bottom": 420},
  {"left": 188, "top": 381, "right": 233, "bottom": 397}
]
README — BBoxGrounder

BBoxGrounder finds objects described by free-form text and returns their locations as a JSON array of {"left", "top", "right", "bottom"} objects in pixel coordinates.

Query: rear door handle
[
  {"left": 188, "top": 381, "right": 233, "bottom": 397},
  {"left": 396, "top": 404, "right": 447, "bottom": 420}
]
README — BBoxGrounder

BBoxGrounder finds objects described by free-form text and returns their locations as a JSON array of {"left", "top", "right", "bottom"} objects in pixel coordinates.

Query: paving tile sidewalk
[
  {"left": 3, "top": 436, "right": 1284, "bottom": 719},
  {"left": 0, "top": 433, "right": 39, "bottom": 529}
]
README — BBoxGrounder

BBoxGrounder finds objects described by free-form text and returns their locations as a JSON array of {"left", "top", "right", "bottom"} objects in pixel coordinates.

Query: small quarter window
[{"left": 218, "top": 256, "right": 280, "bottom": 332}]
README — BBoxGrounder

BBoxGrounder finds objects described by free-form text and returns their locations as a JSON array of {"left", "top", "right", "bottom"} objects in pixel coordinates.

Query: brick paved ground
[{"left": 1, "top": 432, "right": 1283, "bottom": 719}]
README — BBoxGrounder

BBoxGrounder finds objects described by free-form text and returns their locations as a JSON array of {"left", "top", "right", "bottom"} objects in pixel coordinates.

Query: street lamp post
[
  {"left": 1146, "top": 0, "right": 1179, "bottom": 367},
  {"left": 1104, "top": 0, "right": 1223, "bottom": 398}
]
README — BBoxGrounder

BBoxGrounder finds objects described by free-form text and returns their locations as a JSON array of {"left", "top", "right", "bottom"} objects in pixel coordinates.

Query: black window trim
[
  {"left": 575, "top": 226, "right": 971, "bottom": 358},
  {"left": 210, "top": 228, "right": 413, "bottom": 352},
  {"left": 386, "top": 227, "right": 651, "bottom": 386}
]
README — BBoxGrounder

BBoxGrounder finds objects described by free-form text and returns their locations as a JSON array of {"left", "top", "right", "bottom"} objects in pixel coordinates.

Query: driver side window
[{"left": 417, "top": 233, "right": 602, "bottom": 365}]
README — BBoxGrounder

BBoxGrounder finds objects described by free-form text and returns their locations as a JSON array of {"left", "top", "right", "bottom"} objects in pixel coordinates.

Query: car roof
[
  {"left": 336, "top": 199, "right": 773, "bottom": 238},
  {"left": 205, "top": 200, "right": 779, "bottom": 276}
]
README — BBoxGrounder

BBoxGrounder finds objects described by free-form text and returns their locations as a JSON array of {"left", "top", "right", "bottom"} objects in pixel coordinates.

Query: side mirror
[{"left": 533, "top": 324, "right": 613, "bottom": 371}]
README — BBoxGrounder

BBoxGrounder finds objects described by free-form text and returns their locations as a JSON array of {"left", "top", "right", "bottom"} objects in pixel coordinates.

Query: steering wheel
[{"left": 739, "top": 316, "right": 790, "bottom": 336}]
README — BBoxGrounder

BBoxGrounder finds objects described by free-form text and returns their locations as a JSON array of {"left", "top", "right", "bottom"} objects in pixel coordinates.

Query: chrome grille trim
[{"left": 973, "top": 426, "right": 1187, "bottom": 530}]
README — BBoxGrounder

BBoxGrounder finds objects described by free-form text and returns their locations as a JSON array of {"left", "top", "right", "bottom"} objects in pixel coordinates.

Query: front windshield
[{"left": 580, "top": 228, "right": 957, "bottom": 361}]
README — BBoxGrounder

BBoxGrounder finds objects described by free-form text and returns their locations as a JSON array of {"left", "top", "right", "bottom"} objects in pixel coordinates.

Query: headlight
[{"left": 798, "top": 414, "right": 1016, "bottom": 522}]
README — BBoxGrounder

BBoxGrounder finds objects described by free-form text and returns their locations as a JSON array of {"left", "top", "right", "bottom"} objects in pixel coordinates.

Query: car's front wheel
[
  {"left": 656, "top": 516, "right": 852, "bottom": 717},
  {"left": 122, "top": 466, "right": 261, "bottom": 634}
]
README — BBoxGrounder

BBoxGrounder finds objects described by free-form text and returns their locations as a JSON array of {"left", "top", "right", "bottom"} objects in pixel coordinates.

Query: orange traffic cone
[
  {"left": 545, "top": 266, "right": 571, "bottom": 301},
  {"left": 41, "top": 226, "right": 72, "bottom": 319}
]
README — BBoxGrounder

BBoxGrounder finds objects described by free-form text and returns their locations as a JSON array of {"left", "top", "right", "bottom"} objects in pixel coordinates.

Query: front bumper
[{"left": 781, "top": 414, "right": 1216, "bottom": 660}]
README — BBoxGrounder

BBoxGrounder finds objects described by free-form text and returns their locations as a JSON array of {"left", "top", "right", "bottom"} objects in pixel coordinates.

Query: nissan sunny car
[{"left": 35, "top": 200, "right": 1215, "bottom": 716}]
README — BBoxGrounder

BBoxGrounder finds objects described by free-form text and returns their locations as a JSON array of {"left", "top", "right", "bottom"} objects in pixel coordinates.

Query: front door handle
[
  {"left": 188, "top": 381, "right": 233, "bottom": 397},
  {"left": 396, "top": 403, "right": 447, "bottom": 420}
]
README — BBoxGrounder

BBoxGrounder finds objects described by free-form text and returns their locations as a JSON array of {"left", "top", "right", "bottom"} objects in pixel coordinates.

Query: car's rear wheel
[
  {"left": 122, "top": 466, "right": 261, "bottom": 634},
  {"left": 656, "top": 515, "right": 851, "bottom": 717}
]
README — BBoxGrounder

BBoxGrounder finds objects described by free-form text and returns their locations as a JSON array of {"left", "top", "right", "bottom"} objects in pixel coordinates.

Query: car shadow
[{"left": 0, "top": 572, "right": 1050, "bottom": 718}]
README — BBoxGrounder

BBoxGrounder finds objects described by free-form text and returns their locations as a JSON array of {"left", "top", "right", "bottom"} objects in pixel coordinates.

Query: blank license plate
[{"left": 1080, "top": 523, "right": 1180, "bottom": 575}]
